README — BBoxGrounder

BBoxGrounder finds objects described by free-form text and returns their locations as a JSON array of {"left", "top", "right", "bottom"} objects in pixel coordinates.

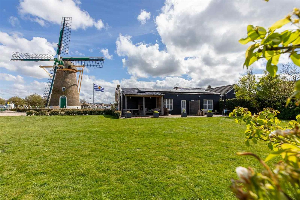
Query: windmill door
[{"left": 60, "top": 96, "right": 67, "bottom": 108}]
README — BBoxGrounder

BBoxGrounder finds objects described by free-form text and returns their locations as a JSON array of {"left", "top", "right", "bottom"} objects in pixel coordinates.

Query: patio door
[{"left": 181, "top": 100, "right": 186, "bottom": 113}]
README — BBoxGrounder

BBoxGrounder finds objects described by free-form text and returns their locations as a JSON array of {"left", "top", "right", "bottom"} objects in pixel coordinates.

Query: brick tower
[{"left": 48, "top": 62, "right": 81, "bottom": 108}]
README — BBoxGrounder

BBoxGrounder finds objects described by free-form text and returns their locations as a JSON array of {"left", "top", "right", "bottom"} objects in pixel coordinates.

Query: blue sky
[{"left": 0, "top": 0, "right": 298, "bottom": 103}]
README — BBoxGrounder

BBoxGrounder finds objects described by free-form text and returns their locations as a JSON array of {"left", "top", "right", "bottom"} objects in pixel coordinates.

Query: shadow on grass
[{"left": 103, "top": 115, "right": 119, "bottom": 119}]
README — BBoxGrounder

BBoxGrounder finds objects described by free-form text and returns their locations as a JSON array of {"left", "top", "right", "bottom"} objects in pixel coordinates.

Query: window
[
  {"left": 203, "top": 99, "right": 213, "bottom": 110},
  {"left": 164, "top": 99, "right": 173, "bottom": 110}
]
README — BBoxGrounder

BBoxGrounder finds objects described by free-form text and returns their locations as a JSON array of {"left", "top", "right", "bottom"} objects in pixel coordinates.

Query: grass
[{"left": 0, "top": 116, "right": 273, "bottom": 199}]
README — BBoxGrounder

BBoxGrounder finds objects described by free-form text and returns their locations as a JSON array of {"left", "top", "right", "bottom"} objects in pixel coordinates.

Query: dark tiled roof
[
  {"left": 206, "top": 85, "right": 234, "bottom": 95},
  {"left": 122, "top": 88, "right": 220, "bottom": 95}
]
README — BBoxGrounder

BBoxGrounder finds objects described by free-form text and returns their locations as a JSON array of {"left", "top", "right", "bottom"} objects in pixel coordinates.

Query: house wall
[
  {"left": 226, "top": 89, "right": 236, "bottom": 99},
  {"left": 163, "top": 93, "right": 220, "bottom": 115},
  {"left": 121, "top": 95, "right": 159, "bottom": 114}
]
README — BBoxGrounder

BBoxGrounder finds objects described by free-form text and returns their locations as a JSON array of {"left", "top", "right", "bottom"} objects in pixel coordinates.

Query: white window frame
[
  {"left": 164, "top": 99, "right": 173, "bottom": 111},
  {"left": 203, "top": 99, "right": 213, "bottom": 110}
]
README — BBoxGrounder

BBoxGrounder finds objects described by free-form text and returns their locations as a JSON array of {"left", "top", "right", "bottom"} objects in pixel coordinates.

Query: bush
[
  {"left": 114, "top": 111, "right": 122, "bottom": 119},
  {"left": 24, "top": 109, "right": 120, "bottom": 118},
  {"left": 26, "top": 110, "right": 34, "bottom": 116},
  {"left": 220, "top": 98, "right": 299, "bottom": 120},
  {"left": 49, "top": 110, "right": 60, "bottom": 116},
  {"left": 219, "top": 99, "right": 256, "bottom": 113},
  {"left": 36, "top": 110, "right": 47, "bottom": 116}
]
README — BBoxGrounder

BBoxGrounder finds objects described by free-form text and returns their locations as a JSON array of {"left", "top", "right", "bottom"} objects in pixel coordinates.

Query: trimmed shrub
[
  {"left": 26, "top": 110, "right": 34, "bottom": 116},
  {"left": 114, "top": 111, "right": 122, "bottom": 119},
  {"left": 36, "top": 110, "right": 47, "bottom": 116},
  {"left": 24, "top": 108, "right": 121, "bottom": 119},
  {"left": 49, "top": 110, "right": 60, "bottom": 116}
]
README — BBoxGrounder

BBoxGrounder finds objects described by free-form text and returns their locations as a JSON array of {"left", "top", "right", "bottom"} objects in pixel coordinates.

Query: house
[
  {"left": 205, "top": 84, "right": 236, "bottom": 100},
  {"left": 115, "top": 85, "right": 235, "bottom": 116}
]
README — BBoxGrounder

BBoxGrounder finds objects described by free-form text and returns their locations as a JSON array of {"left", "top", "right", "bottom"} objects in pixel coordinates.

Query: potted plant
[
  {"left": 153, "top": 110, "right": 159, "bottom": 118},
  {"left": 181, "top": 109, "right": 187, "bottom": 117},
  {"left": 125, "top": 111, "right": 132, "bottom": 118},
  {"left": 206, "top": 110, "right": 213, "bottom": 117}
]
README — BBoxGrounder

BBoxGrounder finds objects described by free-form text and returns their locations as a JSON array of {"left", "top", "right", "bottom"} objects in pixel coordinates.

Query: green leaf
[
  {"left": 268, "top": 142, "right": 273, "bottom": 150},
  {"left": 271, "top": 54, "right": 280, "bottom": 65},
  {"left": 291, "top": 52, "right": 300, "bottom": 67},
  {"left": 252, "top": 138, "right": 257, "bottom": 144},
  {"left": 265, "top": 150, "right": 285, "bottom": 162},
  {"left": 263, "top": 33, "right": 281, "bottom": 45},
  {"left": 292, "top": 33, "right": 300, "bottom": 45},
  {"left": 266, "top": 59, "right": 278, "bottom": 77},
  {"left": 239, "top": 37, "right": 252, "bottom": 45},
  {"left": 265, "top": 153, "right": 279, "bottom": 162},
  {"left": 264, "top": 51, "right": 275, "bottom": 60},
  {"left": 281, "top": 30, "right": 291, "bottom": 45},
  {"left": 269, "top": 17, "right": 291, "bottom": 32},
  {"left": 244, "top": 44, "right": 259, "bottom": 67},
  {"left": 247, "top": 25, "right": 255, "bottom": 34},
  {"left": 248, "top": 30, "right": 260, "bottom": 41},
  {"left": 286, "top": 90, "right": 300, "bottom": 106},
  {"left": 295, "top": 80, "right": 300, "bottom": 91},
  {"left": 246, "top": 53, "right": 258, "bottom": 67},
  {"left": 270, "top": 35, "right": 281, "bottom": 45},
  {"left": 258, "top": 27, "right": 267, "bottom": 38},
  {"left": 245, "top": 140, "right": 250, "bottom": 147},
  {"left": 283, "top": 30, "right": 299, "bottom": 46},
  {"left": 281, "top": 143, "right": 300, "bottom": 150}
]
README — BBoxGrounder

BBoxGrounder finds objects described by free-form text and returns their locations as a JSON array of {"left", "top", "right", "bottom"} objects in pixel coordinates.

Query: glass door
[{"left": 181, "top": 100, "right": 186, "bottom": 113}]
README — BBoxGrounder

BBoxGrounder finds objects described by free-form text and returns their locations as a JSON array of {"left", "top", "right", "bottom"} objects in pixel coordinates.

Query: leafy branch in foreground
[
  {"left": 239, "top": 8, "right": 300, "bottom": 77},
  {"left": 230, "top": 107, "right": 300, "bottom": 200}
]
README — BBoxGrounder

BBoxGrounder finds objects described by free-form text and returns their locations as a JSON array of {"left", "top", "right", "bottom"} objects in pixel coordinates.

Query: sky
[{"left": 0, "top": 0, "right": 299, "bottom": 103}]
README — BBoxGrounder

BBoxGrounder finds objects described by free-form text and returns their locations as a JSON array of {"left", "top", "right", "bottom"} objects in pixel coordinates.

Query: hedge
[
  {"left": 220, "top": 98, "right": 300, "bottom": 120},
  {"left": 26, "top": 109, "right": 121, "bottom": 119}
]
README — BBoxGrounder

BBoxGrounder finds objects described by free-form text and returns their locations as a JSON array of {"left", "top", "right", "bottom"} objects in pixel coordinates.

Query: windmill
[{"left": 11, "top": 17, "right": 104, "bottom": 108}]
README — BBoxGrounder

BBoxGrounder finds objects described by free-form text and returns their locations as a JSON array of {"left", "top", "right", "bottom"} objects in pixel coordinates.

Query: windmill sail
[
  {"left": 11, "top": 52, "right": 54, "bottom": 61},
  {"left": 63, "top": 57, "right": 105, "bottom": 68},
  {"left": 57, "top": 17, "right": 72, "bottom": 56}
]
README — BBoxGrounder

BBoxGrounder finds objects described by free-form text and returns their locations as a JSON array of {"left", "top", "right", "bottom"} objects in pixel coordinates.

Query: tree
[
  {"left": 234, "top": 70, "right": 257, "bottom": 101},
  {"left": 0, "top": 98, "right": 6, "bottom": 105},
  {"left": 25, "top": 94, "right": 45, "bottom": 107},
  {"left": 256, "top": 72, "right": 294, "bottom": 108},
  {"left": 7, "top": 96, "right": 25, "bottom": 108},
  {"left": 280, "top": 62, "right": 300, "bottom": 82},
  {"left": 234, "top": 71, "right": 294, "bottom": 110}
]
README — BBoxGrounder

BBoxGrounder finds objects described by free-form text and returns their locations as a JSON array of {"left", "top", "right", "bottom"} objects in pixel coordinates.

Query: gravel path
[{"left": 0, "top": 111, "right": 26, "bottom": 116}]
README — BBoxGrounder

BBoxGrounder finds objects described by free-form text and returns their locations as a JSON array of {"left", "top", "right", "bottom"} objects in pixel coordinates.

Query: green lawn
[{"left": 0, "top": 116, "right": 272, "bottom": 199}]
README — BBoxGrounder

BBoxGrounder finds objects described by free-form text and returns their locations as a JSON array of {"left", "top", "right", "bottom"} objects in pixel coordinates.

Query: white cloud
[
  {"left": 79, "top": 75, "right": 202, "bottom": 104},
  {"left": 72, "top": 50, "right": 85, "bottom": 56},
  {"left": 0, "top": 73, "right": 24, "bottom": 83},
  {"left": 116, "top": 0, "right": 298, "bottom": 88},
  {"left": 137, "top": 9, "right": 151, "bottom": 25},
  {"left": 19, "top": 0, "right": 106, "bottom": 30},
  {"left": 94, "top": 20, "right": 104, "bottom": 30},
  {"left": 0, "top": 31, "right": 56, "bottom": 78},
  {"left": 33, "top": 18, "right": 45, "bottom": 26},
  {"left": 101, "top": 48, "right": 113, "bottom": 60},
  {"left": 0, "top": 80, "right": 46, "bottom": 99},
  {"left": 8, "top": 16, "right": 20, "bottom": 27},
  {"left": 116, "top": 34, "right": 185, "bottom": 78}
]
